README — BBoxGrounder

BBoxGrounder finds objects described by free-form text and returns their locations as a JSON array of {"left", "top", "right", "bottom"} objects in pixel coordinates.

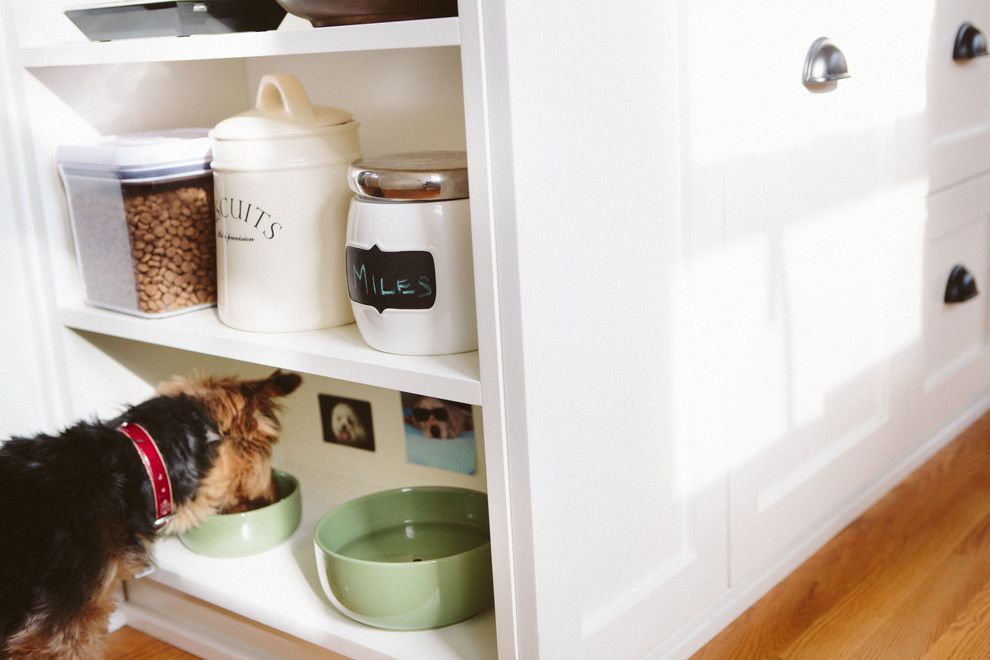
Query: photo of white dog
[
  {"left": 331, "top": 401, "right": 368, "bottom": 444},
  {"left": 319, "top": 394, "right": 375, "bottom": 452}
]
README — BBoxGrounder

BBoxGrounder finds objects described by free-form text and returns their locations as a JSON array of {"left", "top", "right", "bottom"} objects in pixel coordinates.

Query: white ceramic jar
[
  {"left": 345, "top": 151, "right": 477, "bottom": 355},
  {"left": 210, "top": 74, "right": 361, "bottom": 332}
]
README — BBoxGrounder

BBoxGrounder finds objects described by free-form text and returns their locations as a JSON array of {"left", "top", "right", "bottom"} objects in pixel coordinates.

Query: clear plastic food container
[{"left": 57, "top": 129, "right": 217, "bottom": 317}]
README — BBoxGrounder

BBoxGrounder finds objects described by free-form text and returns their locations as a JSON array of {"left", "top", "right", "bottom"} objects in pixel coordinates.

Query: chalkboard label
[{"left": 346, "top": 245, "right": 437, "bottom": 313}]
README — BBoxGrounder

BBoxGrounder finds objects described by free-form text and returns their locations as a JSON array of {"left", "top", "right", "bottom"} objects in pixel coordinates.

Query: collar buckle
[{"left": 152, "top": 515, "right": 173, "bottom": 529}]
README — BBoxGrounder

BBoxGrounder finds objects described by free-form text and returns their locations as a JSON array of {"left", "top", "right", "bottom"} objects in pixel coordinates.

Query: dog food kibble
[
  {"left": 124, "top": 182, "right": 216, "bottom": 314},
  {"left": 57, "top": 129, "right": 218, "bottom": 317}
]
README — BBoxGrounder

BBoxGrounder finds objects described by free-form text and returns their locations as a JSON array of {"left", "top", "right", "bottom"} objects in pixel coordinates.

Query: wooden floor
[
  {"left": 105, "top": 626, "right": 197, "bottom": 659},
  {"left": 695, "top": 410, "right": 990, "bottom": 659},
  {"left": 106, "top": 412, "right": 990, "bottom": 659}
]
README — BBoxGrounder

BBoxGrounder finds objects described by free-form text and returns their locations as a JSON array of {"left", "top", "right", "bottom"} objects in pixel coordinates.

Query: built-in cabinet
[
  {"left": 2, "top": 2, "right": 512, "bottom": 658},
  {"left": 7, "top": 1, "right": 990, "bottom": 658},
  {"left": 715, "top": 0, "right": 990, "bottom": 590}
]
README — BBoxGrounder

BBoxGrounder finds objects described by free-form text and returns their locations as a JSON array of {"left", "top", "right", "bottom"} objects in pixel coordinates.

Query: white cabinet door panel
[
  {"left": 720, "top": 0, "right": 912, "bottom": 583},
  {"left": 495, "top": 1, "right": 729, "bottom": 657}
]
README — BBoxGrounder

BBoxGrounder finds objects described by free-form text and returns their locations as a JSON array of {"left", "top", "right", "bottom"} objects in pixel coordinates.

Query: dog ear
[{"left": 243, "top": 370, "right": 302, "bottom": 399}]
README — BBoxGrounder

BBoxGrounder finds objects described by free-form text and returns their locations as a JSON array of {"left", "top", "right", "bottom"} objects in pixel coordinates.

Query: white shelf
[
  {"left": 147, "top": 462, "right": 497, "bottom": 659},
  {"left": 58, "top": 304, "right": 482, "bottom": 404},
  {"left": 20, "top": 18, "right": 460, "bottom": 68}
]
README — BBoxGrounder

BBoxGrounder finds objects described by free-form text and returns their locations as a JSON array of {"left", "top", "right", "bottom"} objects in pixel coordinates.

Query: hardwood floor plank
[
  {"left": 922, "top": 578, "right": 990, "bottom": 660},
  {"left": 841, "top": 510, "right": 990, "bottom": 658},
  {"left": 778, "top": 481, "right": 990, "bottom": 658},
  {"left": 105, "top": 626, "right": 198, "bottom": 659},
  {"left": 694, "top": 413, "right": 990, "bottom": 658}
]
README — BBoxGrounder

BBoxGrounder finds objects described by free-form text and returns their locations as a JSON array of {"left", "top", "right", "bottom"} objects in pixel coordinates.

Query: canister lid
[
  {"left": 211, "top": 73, "right": 352, "bottom": 141},
  {"left": 349, "top": 151, "right": 469, "bottom": 201},
  {"left": 56, "top": 128, "right": 212, "bottom": 171}
]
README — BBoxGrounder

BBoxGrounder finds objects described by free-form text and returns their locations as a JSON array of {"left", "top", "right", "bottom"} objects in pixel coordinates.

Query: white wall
[{"left": 0, "top": 3, "right": 62, "bottom": 439}]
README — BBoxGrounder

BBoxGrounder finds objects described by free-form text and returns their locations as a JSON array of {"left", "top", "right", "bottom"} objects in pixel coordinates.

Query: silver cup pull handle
[{"left": 803, "top": 37, "right": 850, "bottom": 92}]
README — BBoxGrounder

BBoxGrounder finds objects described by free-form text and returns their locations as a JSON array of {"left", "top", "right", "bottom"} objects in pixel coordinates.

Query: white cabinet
[
  {"left": 0, "top": 25, "right": 62, "bottom": 438},
  {"left": 695, "top": 0, "right": 990, "bottom": 619},
  {"left": 1, "top": 0, "right": 727, "bottom": 657},
  {"left": 8, "top": 1, "right": 990, "bottom": 658},
  {"left": 713, "top": 1, "right": 914, "bottom": 583},
  {"left": 1, "top": 2, "right": 508, "bottom": 658},
  {"left": 491, "top": 5, "right": 730, "bottom": 657}
]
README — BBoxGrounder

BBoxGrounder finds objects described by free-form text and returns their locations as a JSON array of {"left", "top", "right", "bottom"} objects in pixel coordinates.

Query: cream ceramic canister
[{"left": 210, "top": 74, "right": 361, "bottom": 332}]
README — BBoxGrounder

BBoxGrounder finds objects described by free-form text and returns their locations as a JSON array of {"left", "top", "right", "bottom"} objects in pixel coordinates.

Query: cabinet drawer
[
  {"left": 716, "top": 0, "right": 990, "bottom": 195},
  {"left": 719, "top": 1, "right": 911, "bottom": 241},
  {"left": 923, "top": 222, "right": 988, "bottom": 384},
  {"left": 927, "top": 0, "right": 990, "bottom": 191},
  {"left": 915, "top": 176, "right": 990, "bottom": 431}
]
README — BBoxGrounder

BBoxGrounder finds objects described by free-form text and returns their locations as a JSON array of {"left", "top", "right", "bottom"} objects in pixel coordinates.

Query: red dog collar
[{"left": 118, "top": 422, "right": 174, "bottom": 529}]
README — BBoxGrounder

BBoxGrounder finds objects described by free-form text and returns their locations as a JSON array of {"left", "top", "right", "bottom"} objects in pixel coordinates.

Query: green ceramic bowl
[
  {"left": 313, "top": 486, "right": 493, "bottom": 630},
  {"left": 180, "top": 470, "right": 301, "bottom": 557}
]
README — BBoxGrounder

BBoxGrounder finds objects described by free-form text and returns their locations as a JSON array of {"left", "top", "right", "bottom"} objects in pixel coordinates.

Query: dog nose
[{"left": 430, "top": 425, "right": 442, "bottom": 438}]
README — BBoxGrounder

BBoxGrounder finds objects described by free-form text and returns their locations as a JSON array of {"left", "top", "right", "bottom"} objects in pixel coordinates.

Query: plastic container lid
[
  {"left": 56, "top": 128, "right": 212, "bottom": 179},
  {"left": 210, "top": 74, "right": 353, "bottom": 141},
  {"left": 349, "top": 151, "right": 469, "bottom": 201}
]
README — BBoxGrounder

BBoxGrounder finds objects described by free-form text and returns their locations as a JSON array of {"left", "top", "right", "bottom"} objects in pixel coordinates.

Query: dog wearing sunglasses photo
[{"left": 406, "top": 396, "right": 474, "bottom": 439}]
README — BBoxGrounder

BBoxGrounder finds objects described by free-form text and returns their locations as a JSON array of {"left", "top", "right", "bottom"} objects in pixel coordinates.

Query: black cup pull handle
[
  {"left": 954, "top": 22, "right": 988, "bottom": 61},
  {"left": 945, "top": 265, "right": 979, "bottom": 303}
]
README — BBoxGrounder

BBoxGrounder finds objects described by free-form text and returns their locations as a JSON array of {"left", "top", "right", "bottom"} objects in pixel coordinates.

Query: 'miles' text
[{"left": 345, "top": 245, "right": 437, "bottom": 313}]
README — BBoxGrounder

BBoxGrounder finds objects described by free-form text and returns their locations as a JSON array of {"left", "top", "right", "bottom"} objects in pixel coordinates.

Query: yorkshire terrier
[{"left": 0, "top": 369, "right": 302, "bottom": 658}]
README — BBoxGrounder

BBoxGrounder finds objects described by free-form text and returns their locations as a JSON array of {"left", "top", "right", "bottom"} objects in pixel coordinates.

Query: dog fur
[
  {"left": 0, "top": 369, "right": 301, "bottom": 659},
  {"left": 407, "top": 396, "right": 474, "bottom": 439}
]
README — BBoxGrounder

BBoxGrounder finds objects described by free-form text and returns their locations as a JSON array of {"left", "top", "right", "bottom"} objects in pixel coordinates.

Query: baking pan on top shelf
[
  {"left": 274, "top": 0, "right": 456, "bottom": 27},
  {"left": 65, "top": 0, "right": 286, "bottom": 41}
]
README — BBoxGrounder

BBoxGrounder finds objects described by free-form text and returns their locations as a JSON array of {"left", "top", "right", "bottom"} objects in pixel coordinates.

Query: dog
[
  {"left": 407, "top": 397, "right": 473, "bottom": 439},
  {"left": 0, "top": 369, "right": 301, "bottom": 659},
  {"left": 330, "top": 401, "right": 367, "bottom": 444}
]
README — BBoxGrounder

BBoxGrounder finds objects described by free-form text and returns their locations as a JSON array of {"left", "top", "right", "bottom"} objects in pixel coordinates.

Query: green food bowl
[
  {"left": 180, "top": 470, "right": 301, "bottom": 557},
  {"left": 313, "top": 486, "right": 493, "bottom": 630}
]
